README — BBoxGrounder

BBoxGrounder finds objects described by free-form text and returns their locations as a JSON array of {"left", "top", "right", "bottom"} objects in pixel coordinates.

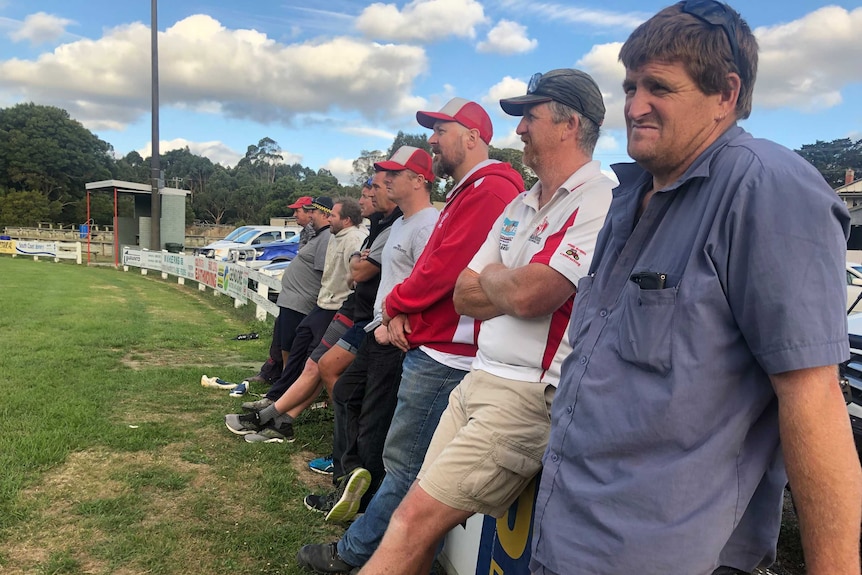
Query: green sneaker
[
  {"left": 325, "top": 467, "right": 371, "bottom": 523},
  {"left": 243, "top": 421, "right": 295, "bottom": 443}
]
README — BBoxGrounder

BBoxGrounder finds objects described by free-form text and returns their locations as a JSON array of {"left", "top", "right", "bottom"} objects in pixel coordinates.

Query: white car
[
  {"left": 847, "top": 262, "right": 862, "bottom": 314},
  {"left": 194, "top": 225, "right": 301, "bottom": 260}
]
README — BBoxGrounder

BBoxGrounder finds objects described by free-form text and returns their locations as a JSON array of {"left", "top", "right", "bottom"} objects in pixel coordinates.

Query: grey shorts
[
  {"left": 308, "top": 312, "right": 353, "bottom": 363},
  {"left": 334, "top": 321, "right": 370, "bottom": 355},
  {"left": 418, "top": 369, "right": 555, "bottom": 517}
]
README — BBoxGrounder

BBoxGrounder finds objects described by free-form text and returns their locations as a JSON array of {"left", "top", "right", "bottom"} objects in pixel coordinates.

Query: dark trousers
[
  {"left": 331, "top": 334, "right": 404, "bottom": 507},
  {"left": 265, "top": 306, "right": 337, "bottom": 401}
]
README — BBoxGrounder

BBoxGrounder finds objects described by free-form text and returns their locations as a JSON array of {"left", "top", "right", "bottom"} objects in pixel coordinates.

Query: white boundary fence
[
  {"left": 0, "top": 238, "right": 83, "bottom": 264},
  {"left": 120, "top": 247, "right": 281, "bottom": 321}
]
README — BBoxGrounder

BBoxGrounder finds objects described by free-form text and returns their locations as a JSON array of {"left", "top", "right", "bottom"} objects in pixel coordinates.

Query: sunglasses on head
[{"left": 682, "top": 0, "right": 741, "bottom": 73}]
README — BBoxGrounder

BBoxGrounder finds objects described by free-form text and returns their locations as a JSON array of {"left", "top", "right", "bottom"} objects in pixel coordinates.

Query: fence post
[{"left": 256, "top": 279, "right": 269, "bottom": 321}]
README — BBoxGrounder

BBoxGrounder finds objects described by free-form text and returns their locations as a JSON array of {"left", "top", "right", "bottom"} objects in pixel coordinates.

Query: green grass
[{"left": 0, "top": 256, "right": 341, "bottom": 575}]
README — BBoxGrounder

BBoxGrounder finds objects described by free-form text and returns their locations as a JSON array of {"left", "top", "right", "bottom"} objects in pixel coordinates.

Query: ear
[
  {"left": 719, "top": 72, "right": 741, "bottom": 119},
  {"left": 464, "top": 127, "right": 480, "bottom": 149},
  {"left": 561, "top": 113, "right": 580, "bottom": 141}
]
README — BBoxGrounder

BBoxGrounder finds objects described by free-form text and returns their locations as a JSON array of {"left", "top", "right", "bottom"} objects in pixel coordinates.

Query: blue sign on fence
[{"left": 79, "top": 224, "right": 89, "bottom": 239}]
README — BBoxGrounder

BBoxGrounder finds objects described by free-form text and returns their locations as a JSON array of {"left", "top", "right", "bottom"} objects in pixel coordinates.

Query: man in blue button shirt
[{"left": 531, "top": 2, "right": 862, "bottom": 575}]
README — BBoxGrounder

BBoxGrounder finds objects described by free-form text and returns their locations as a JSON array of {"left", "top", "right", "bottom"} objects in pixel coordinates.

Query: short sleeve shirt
[
  {"left": 531, "top": 127, "right": 850, "bottom": 575},
  {"left": 469, "top": 161, "right": 613, "bottom": 386},
  {"left": 277, "top": 226, "right": 330, "bottom": 314}
]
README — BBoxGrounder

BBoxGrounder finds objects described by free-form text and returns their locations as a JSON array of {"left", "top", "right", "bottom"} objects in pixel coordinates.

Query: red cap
[
  {"left": 416, "top": 97, "right": 493, "bottom": 144},
  {"left": 374, "top": 146, "right": 435, "bottom": 181},
  {"left": 287, "top": 196, "right": 313, "bottom": 209}
]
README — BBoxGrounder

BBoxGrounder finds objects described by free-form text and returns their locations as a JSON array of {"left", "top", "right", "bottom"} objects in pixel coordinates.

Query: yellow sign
[{"left": 0, "top": 240, "right": 16, "bottom": 254}]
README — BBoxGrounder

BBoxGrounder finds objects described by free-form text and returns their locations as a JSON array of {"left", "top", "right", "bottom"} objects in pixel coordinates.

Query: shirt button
[
  {"left": 579, "top": 356, "right": 587, "bottom": 365},
  {"left": 551, "top": 453, "right": 559, "bottom": 462},
  {"left": 566, "top": 405, "right": 573, "bottom": 414},
  {"left": 600, "top": 309, "right": 608, "bottom": 317}
]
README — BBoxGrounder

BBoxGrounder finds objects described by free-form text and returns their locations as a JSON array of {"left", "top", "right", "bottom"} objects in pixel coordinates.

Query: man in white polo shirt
[{"left": 357, "top": 68, "right": 615, "bottom": 575}]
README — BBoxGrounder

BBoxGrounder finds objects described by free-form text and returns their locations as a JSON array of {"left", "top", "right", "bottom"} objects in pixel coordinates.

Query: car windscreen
[{"left": 223, "top": 226, "right": 251, "bottom": 241}]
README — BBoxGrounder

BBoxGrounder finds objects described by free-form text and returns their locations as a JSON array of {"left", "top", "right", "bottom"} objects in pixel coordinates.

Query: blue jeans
[{"left": 338, "top": 348, "right": 468, "bottom": 566}]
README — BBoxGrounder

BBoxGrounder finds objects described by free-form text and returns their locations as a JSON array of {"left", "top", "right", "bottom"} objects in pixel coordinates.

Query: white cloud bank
[
  {"left": 136, "top": 138, "right": 300, "bottom": 168},
  {"left": 9, "top": 12, "right": 74, "bottom": 45},
  {"left": 0, "top": 14, "right": 428, "bottom": 132},
  {"left": 355, "top": 0, "right": 486, "bottom": 42},
  {"left": 477, "top": 20, "right": 537, "bottom": 55}
]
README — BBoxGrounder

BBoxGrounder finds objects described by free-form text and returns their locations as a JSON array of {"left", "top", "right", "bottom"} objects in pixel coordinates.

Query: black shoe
[
  {"left": 304, "top": 491, "right": 336, "bottom": 514},
  {"left": 224, "top": 411, "right": 263, "bottom": 435},
  {"left": 296, "top": 542, "right": 355, "bottom": 574}
]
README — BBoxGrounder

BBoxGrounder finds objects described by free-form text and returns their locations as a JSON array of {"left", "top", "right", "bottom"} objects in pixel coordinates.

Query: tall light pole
[{"left": 150, "top": 0, "right": 161, "bottom": 251}]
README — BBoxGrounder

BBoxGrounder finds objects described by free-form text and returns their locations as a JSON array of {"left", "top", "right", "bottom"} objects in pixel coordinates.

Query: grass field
[
  {"left": 0, "top": 257, "right": 342, "bottom": 575},
  {"left": 0, "top": 256, "right": 817, "bottom": 575}
]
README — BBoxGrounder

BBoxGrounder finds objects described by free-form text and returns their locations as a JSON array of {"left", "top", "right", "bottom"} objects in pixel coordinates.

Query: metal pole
[
  {"left": 150, "top": 0, "right": 161, "bottom": 251},
  {"left": 86, "top": 191, "right": 91, "bottom": 265},
  {"left": 113, "top": 187, "right": 119, "bottom": 267}
]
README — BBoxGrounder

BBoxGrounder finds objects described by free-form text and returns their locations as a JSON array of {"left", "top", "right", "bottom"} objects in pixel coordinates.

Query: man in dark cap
[{"left": 357, "top": 69, "right": 614, "bottom": 575}]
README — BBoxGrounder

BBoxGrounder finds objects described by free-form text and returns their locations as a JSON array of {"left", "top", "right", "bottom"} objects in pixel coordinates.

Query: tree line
[{"left": 0, "top": 102, "right": 858, "bottom": 229}]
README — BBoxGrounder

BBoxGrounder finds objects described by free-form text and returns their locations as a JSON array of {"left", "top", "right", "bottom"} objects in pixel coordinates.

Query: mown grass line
[{"left": 0, "top": 257, "right": 341, "bottom": 575}]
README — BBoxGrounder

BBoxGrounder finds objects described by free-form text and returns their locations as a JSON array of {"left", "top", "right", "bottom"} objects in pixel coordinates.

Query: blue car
[{"left": 229, "top": 235, "right": 300, "bottom": 269}]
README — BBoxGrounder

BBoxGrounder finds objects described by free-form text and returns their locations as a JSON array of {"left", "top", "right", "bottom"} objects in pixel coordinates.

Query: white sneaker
[
  {"left": 201, "top": 375, "right": 235, "bottom": 390},
  {"left": 229, "top": 381, "right": 250, "bottom": 397}
]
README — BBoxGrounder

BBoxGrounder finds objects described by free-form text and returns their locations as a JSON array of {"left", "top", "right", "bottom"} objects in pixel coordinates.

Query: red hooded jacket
[{"left": 384, "top": 160, "right": 524, "bottom": 357}]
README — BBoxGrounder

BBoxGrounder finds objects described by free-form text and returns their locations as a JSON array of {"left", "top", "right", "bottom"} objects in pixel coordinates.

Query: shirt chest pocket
[{"left": 616, "top": 279, "right": 677, "bottom": 375}]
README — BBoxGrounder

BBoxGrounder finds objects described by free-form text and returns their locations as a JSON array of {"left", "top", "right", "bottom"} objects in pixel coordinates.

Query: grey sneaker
[
  {"left": 304, "top": 491, "right": 336, "bottom": 514},
  {"left": 241, "top": 397, "right": 273, "bottom": 412},
  {"left": 296, "top": 542, "right": 355, "bottom": 574},
  {"left": 325, "top": 467, "right": 371, "bottom": 523},
  {"left": 224, "top": 411, "right": 263, "bottom": 435},
  {"left": 243, "top": 421, "right": 295, "bottom": 443}
]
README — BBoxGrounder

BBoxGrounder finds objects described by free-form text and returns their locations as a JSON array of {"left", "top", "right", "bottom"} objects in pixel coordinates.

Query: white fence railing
[
  {"left": 0, "top": 240, "right": 280, "bottom": 321},
  {"left": 0, "top": 238, "right": 82, "bottom": 263},
  {"left": 120, "top": 247, "right": 280, "bottom": 321}
]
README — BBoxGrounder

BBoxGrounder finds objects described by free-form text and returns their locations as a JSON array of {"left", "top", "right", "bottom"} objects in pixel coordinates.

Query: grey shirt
[
  {"left": 277, "top": 226, "right": 330, "bottom": 314},
  {"left": 531, "top": 126, "right": 850, "bottom": 575},
  {"left": 373, "top": 206, "right": 439, "bottom": 321}
]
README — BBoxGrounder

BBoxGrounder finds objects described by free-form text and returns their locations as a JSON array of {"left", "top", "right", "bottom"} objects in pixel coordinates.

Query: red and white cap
[
  {"left": 416, "top": 97, "right": 493, "bottom": 144},
  {"left": 374, "top": 146, "right": 435, "bottom": 181}
]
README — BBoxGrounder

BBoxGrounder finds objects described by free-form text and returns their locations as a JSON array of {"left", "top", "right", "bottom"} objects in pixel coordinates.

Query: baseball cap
[
  {"left": 307, "top": 196, "right": 334, "bottom": 214},
  {"left": 287, "top": 196, "right": 313, "bottom": 209},
  {"left": 500, "top": 69, "right": 606, "bottom": 126},
  {"left": 416, "top": 98, "right": 493, "bottom": 144},
  {"left": 374, "top": 146, "right": 435, "bottom": 182}
]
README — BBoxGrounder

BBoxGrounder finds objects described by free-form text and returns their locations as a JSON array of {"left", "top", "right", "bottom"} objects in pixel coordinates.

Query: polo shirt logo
[
  {"left": 562, "top": 243, "right": 585, "bottom": 265},
  {"left": 499, "top": 217, "right": 519, "bottom": 251},
  {"left": 529, "top": 217, "right": 549, "bottom": 244}
]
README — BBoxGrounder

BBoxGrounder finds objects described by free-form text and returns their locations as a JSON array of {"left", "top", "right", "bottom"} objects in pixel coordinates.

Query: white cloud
[
  {"left": 753, "top": 6, "right": 862, "bottom": 112},
  {"left": 498, "top": 0, "right": 647, "bottom": 29},
  {"left": 356, "top": 0, "right": 486, "bottom": 42},
  {"left": 341, "top": 126, "right": 397, "bottom": 139},
  {"left": 0, "top": 14, "right": 428, "bottom": 133},
  {"left": 134, "top": 138, "right": 299, "bottom": 168},
  {"left": 10, "top": 12, "right": 75, "bottom": 45},
  {"left": 322, "top": 157, "right": 357, "bottom": 185},
  {"left": 483, "top": 76, "right": 528, "bottom": 117},
  {"left": 477, "top": 20, "right": 537, "bottom": 55},
  {"left": 490, "top": 130, "right": 523, "bottom": 150}
]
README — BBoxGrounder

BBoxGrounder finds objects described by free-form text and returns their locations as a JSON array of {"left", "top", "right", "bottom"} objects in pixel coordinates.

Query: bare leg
[
  {"left": 272, "top": 358, "right": 324, "bottom": 418},
  {"left": 319, "top": 346, "right": 358, "bottom": 398},
  {"left": 358, "top": 483, "right": 471, "bottom": 575}
]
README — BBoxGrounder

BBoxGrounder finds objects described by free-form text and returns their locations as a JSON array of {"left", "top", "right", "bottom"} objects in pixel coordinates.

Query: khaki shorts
[{"left": 417, "top": 369, "right": 554, "bottom": 517}]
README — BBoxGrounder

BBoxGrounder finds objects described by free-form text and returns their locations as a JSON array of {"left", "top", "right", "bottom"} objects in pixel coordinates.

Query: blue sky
[{"left": 0, "top": 0, "right": 860, "bottom": 184}]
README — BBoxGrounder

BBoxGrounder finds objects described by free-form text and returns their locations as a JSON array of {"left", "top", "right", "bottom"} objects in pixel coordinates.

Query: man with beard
[
  {"left": 297, "top": 99, "right": 523, "bottom": 574},
  {"left": 357, "top": 69, "right": 614, "bottom": 575}
]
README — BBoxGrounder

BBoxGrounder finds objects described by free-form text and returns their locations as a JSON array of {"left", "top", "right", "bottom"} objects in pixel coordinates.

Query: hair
[
  {"left": 334, "top": 197, "right": 363, "bottom": 226},
  {"left": 618, "top": 1, "right": 758, "bottom": 119},
  {"left": 548, "top": 100, "right": 600, "bottom": 155}
]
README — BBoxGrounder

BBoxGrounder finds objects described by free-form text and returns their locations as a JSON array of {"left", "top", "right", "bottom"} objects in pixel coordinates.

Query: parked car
[
  {"left": 840, "top": 313, "right": 862, "bottom": 458},
  {"left": 228, "top": 235, "right": 300, "bottom": 269},
  {"left": 194, "top": 225, "right": 301, "bottom": 260},
  {"left": 254, "top": 260, "right": 291, "bottom": 302},
  {"left": 847, "top": 262, "right": 862, "bottom": 313}
]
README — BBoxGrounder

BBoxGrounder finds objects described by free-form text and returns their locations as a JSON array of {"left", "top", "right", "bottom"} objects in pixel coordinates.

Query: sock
[{"left": 258, "top": 404, "right": 294, "bottom": 426}]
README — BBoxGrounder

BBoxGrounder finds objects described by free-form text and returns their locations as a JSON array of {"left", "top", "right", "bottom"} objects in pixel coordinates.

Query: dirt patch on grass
[
  {"left": 120, "top": 349, "right": 258, "bottom": 371},
  {"left": 3, "top": 444, "right": 265, "bottom": 575}
]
